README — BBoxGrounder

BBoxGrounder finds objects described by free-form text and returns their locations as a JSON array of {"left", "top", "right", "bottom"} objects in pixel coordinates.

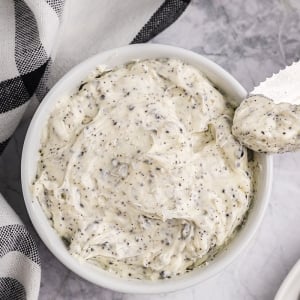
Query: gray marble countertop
[{"left": 1, "top": 0, "right": 300, "bottom": 299}]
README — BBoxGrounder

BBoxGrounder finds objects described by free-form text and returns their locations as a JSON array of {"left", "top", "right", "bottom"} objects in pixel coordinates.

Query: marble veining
[{"left": 1, "top": 0, "right": 300, "bottom": 299}]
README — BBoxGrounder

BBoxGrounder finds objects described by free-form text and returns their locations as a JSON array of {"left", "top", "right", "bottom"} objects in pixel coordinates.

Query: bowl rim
[{"left": 21, "top": 43, "right": 273, "bottom": 294}]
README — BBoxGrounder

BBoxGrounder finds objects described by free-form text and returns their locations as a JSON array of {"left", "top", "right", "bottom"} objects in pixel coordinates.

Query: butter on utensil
[{"left": 232, "top": 61, "right": 300, "bottom": 153}]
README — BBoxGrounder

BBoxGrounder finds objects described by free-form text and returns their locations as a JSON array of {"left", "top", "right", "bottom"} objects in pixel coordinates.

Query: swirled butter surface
[{"left": 32, "top": 58, "right": 257, "bottom": 280}]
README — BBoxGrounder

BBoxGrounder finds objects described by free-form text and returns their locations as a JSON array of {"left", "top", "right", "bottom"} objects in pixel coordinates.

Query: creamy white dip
[
  {"left": 32, "top": 58, "right": 256, "bottom": 280},
  {"left": 233, "top": 95, "right": 300, "bottom": 153}
]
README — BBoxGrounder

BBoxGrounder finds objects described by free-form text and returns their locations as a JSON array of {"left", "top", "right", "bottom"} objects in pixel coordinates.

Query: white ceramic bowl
[{"left": 21, "top": 44, "right": 273, "bottom": 294}]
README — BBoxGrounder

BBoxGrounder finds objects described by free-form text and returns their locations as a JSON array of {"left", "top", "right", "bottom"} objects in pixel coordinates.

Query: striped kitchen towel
[
  {"left": 0, "top": 194, "right": 40, "bottom": 300},
  {"left": 0, "top": 0, "right": 190, "bottom": 299},
  {"left": 0, "top": 0, "right": 65, "bottom": 154}
]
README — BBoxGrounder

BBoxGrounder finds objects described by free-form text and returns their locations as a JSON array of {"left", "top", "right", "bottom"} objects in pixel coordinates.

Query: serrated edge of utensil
[{"left": 251, "top": 60, "right": 300, "bottom": 95}]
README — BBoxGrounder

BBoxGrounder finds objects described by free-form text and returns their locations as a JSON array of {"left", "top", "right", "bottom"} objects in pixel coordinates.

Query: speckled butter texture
[
  {"left": 233, "top": 95, "right": 300, "bottom": 153},
  {"left": 32, "top": 58, "right": 257, "bottom": 280}
]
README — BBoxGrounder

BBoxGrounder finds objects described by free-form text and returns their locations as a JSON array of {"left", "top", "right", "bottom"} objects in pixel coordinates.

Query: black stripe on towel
[
  {"left": 131, "top": 0, "right": 191, "bottom": 44},
  {"left": 14, "top": 0, "right": 48, "bottom": 75},
  {"left": 0, "top": 277, "right": 26, "bottom": 300},
  {"left": 0, "top": 77, "right": 29, "bottom": 114},
  {"left": 0, "top": 224, "right": 40, "bottom": 265}
]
